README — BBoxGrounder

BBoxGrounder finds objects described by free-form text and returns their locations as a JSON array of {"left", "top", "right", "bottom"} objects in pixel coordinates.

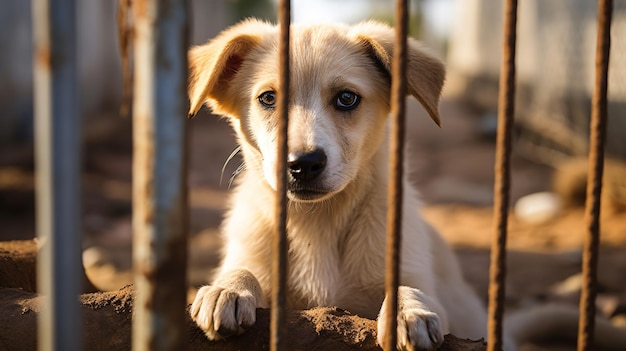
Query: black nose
[{"left": 287, "top": 149, "right": 327, "bottom": 181}]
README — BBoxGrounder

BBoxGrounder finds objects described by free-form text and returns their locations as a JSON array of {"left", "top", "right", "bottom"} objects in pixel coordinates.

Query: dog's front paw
[
  {"left": 377, "top": 298, "right": 444, "bottom": 351},
  {"left": 190, "top": 285, "right": 258, "bottom": 340}
]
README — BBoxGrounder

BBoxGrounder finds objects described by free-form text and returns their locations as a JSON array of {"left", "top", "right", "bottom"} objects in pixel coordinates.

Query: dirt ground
[{"left": 0, "top": 98, "right": 624, "bottom": 350}]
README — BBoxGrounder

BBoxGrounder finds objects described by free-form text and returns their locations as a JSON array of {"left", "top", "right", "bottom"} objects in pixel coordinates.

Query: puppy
[
  {"left": 187, "top": 19, "right": 477, "bottom": 350},
  {"left": 186, "top": 20, "right": 626, "bottom": 351}
]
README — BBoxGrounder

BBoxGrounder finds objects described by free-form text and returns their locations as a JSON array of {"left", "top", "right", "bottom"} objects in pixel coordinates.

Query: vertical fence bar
[
  {"left": 33, "top": 0, "right": 82, "bottom": 350},
  {"left": 271, "top": 0, "right": 290, "bottom": 350},
  {"left": 577, "top": 1, "right": 612, "bottom": 350},
  {"left": 132, "top": 0, "right": 189, "bottom": 350},
  {"left": 487, "top": 1, "right": 517, "bottom": 350},
  {"left": 383, "top": 0, "right": 408, "bottom": 350}
]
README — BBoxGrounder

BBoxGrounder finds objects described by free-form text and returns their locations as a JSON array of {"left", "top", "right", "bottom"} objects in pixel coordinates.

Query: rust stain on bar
[
  {"left": 383, "top": 0, "right": 408, "bottom": 350},
  {"left": 487, "top": 1, "right": 517, "bottom": 350},
  {"left": 271, "top": 0, "right": 290, "bottom": 350},
  {"left": 577, "top": 1, "right": 612, "bottom": 350},
  {"left": 35, "top": 45, "right": 52, "bottom": 70}
]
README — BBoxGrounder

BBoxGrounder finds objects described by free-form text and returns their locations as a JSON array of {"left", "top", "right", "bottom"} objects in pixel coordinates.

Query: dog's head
[{"left": 188, "top": 19, "right": 444, "bottom": 203}]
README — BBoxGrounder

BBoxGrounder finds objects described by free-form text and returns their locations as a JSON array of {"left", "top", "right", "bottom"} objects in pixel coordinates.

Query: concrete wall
[{"left": 446, "top": 0, "right": 626, "bottom": 159}]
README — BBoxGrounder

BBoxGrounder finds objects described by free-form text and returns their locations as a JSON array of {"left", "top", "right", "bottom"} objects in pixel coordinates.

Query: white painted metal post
[
  {"left": 132, "top": 0, "right": 190, "bottom": 350},
  {"left": 33, "top": 0, "right": 82, "bottom": 350}
]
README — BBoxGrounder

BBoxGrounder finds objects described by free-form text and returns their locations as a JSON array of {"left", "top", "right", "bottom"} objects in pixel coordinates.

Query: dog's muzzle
[{"left": 287, "top": 149, "right": 329, "bottom": 201}]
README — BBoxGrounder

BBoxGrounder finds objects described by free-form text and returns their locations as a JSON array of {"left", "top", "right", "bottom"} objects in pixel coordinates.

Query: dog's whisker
[
  {"left": 228, "top": 163, "right": 245, "bottom": 189},
  {"left": 220, "top": 146, "right": 242, "bottom": 186}
]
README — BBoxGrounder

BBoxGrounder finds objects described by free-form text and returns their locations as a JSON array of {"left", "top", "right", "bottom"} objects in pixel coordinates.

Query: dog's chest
[
  {"left": 281, "top": 203, "right": 387, "bottom": 314},
  {"left": 286, "top": 230, "right": 343, "bottom": 309}
]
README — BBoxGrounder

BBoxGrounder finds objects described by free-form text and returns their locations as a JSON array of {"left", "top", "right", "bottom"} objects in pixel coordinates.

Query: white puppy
[{"left": 187, "top": 19, "right": 626, "bottom": 351}]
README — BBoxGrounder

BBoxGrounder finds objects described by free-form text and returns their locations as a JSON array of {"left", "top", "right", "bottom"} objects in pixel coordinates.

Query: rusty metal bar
[
  {"left": 33, "top": 0, "right": 82, "bottom": 350},
  {"left": 487, "top": 0, "right": 517, "bottom": 350},
  {"left": 383, "top": 0, "right": 409, "bottom": 350},
  {"left": 577, "top": 1, "right": 612, "bottom": 350},
  {"left": 117, "top": 0, "right": 133, "bottom": 118},
  {"left": 271, "top": 1, "right": 290, "bottom": 350},
  {"left": 131, "top": 0, "right": 189, "bottom": 350}
]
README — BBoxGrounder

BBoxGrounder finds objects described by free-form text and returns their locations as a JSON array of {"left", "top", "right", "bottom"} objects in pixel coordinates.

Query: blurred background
[{"left": 1, "top": 1, "right": 625, "bottom": 349}]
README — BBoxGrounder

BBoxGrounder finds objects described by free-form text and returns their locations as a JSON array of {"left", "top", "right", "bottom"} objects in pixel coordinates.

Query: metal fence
[{"left": 32, "top": 0, "right": 612, "bottom": 350}]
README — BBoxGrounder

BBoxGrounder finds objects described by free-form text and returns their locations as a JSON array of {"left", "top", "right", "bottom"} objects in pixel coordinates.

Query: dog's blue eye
[
  {"left": 258, "top": 91, "right": 276, "bottom": 108},
  {"left": 334, "top": 91, "right": 360, "bottom": 111}
]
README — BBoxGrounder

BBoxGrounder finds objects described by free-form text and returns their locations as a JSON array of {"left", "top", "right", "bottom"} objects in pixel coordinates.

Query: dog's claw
[
  {"left": 402, "top": 308, "right": 444, "bottom": 351},
  {"left": 377, "top": 295, "right": 444, "bottom": 351},
  {"left": 190, "top": 285, "right": 257, "bottom": 340}
]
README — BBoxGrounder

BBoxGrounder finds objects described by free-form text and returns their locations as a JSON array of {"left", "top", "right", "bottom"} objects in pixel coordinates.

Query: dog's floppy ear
[
  {"left": 351, "top": 21, "right": 445, "bottom": 126},
  {"left": 188, "top": 20, "right": 272, "bottom": 117}
]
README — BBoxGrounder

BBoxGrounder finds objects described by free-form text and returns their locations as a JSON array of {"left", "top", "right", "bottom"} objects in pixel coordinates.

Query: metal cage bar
[
  {"left": 577, "top": 0, "right": 613, "bottom": 350},
  {"left": 33, "top": 0, "right": 82, "bottom": 350},
  {"left": 271, "top": 0, "right": 291, "bottom": 350},
  {"left": 131, "top": 0, "right": 190, "bottom": 350},
  {"left": 383, "top": 0, "right": 409, "bottom": 350},
  {"left": 487, "top": 0, "right": 517, "bottom": 350}
]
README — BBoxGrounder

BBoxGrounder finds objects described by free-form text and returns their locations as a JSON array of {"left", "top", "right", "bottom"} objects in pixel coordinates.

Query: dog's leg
[
  {"left": 377, "top": 286, "right": 447, "bottom": 351},
  {"left": 190, "top": 269, "right": 264, "bottom": 340}
]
